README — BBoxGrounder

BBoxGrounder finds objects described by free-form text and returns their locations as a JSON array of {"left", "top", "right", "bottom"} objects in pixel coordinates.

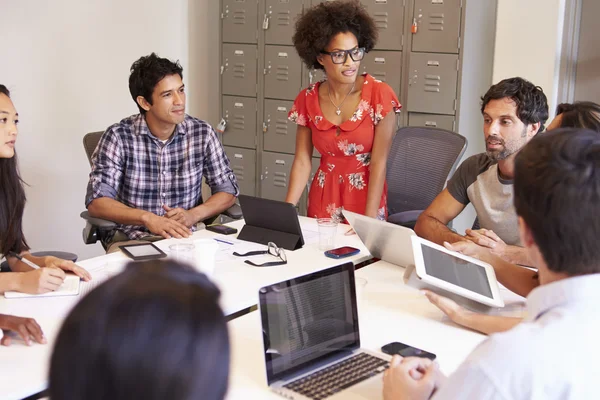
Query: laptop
[
  {"left": 342, "top": 210, "right": 416, "bottom": 268},
  {"left": 259, "top": 262, "right": 391, "bottom": 400}
]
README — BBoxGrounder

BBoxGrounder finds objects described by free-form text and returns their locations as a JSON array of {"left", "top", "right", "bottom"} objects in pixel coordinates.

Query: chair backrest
[
  {"left": 386, "top": 126, "right": 467, "bottom": 215},
  {"left": 83, "top": 131, "right": 104, "bottom": 167}
]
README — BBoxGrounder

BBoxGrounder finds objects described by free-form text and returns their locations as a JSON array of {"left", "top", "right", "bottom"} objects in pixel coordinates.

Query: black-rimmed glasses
[
  {"left": 320, "top": 47, "right": 366, "bottom": 64},
  {"left": 233, "top": 242, "right": 287, "bottom": 267}
]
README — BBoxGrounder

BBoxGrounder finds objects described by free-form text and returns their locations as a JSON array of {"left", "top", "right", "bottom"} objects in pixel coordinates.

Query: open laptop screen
[{"left": 260, "top": 262, "right": 360, "bottom": 384}]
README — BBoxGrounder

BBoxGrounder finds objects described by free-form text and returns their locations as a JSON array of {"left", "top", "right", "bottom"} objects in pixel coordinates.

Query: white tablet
[{"left": 410, "top": 236, "right": 504, "bottom": 308}]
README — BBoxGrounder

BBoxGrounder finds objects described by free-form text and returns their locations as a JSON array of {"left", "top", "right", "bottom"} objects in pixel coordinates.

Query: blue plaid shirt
[{"left": 86, "top": 114, "right": 239, "bottom": 239}]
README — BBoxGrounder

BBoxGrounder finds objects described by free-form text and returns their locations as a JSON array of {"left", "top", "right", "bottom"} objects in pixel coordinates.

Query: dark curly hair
[
  {"left": 481, "top": 77, "right": 549, "bottom": 133},
  {"left": 129, "top": 53, "right": 183, "bottom": 114},
  {"left": 292, "top": 0, "right": 378, "bottom": 70}
]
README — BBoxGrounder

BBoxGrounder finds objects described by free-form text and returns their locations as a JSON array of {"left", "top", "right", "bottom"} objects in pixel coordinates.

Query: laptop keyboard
[{"left": 283, "top": 352, "right": 389, "bottom": 400}]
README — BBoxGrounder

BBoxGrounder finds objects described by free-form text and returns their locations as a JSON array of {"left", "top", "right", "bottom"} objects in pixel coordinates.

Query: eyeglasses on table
[{"left": 233, "top": 242, "right": 287, "bottom": 267}]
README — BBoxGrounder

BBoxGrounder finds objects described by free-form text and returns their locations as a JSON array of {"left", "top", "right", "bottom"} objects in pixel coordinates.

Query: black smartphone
[
  {"left": 324, "top": 246, "right": 360, "bottom": 259},
  {"left": 381, "top": 342, "right": 436, "bottom": 360},
  {"left": 206, "top": 224, "right": 238, "bottom": 235}
]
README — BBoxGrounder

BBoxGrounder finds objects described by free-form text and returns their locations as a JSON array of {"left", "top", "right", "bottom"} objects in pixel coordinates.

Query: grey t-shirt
[{"left": 447, "top": 153, "right": 521, "bottom": 246}]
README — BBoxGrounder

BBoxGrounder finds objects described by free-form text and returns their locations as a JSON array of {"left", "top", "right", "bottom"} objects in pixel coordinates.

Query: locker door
[
  {"left": 406, "top": 52, "right": 458, "bottom": 115},
  {"left": 302, "top": 65, "right": 327, "bottom": 88},
  {"left": 263, "top": 99, "right": 296, "bottom": 154},
  {"left": 265, "top": 0, "right": 303, "bottom": 46},
  {"left": 222, "top": 96, "right": 257, "bottom": 149},
  {"left": 260, "top": 152, "right": 295, "bottom": 201},
  {"left": 360, "top": 50, "right": 402, "bottom": 96},
  {"left": 222, "top": 44, "right": 258, "bottom": 97},
  {"left": 408, "top": 112, "right": 455, "bottom": 131},
  {"left": 224, "top": 146, "right": 256, "bottom": 196},
  {"left": 264, "top": 45, "right": 303, "bottom": 100},
  {"left": 222, "top": 0, "right": 259, "bottom": 44},
  {"left": 412, "top": 0, "right": 461, "bottom": 54},
  {"left": 363, "top": 0, "right": 404, "bottom": 51}
]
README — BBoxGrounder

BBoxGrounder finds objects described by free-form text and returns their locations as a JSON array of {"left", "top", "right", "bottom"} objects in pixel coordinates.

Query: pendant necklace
[{"left": 327, "top": 81, "right": 355, "bottom": 116}]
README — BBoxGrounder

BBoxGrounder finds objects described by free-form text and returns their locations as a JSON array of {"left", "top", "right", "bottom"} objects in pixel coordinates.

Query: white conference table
[
  {"left": 225, "top": 260, "right": 527, "bottom": 399},
  {"left": 0, "top": 217, "right": 370, "bottom": 400}
]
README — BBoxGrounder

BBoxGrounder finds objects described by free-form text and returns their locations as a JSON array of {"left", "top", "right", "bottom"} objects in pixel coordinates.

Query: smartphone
[
  {"left": 206, "top": 224, "right": 238, "bottom": 235},
  {"left": 324, "top": 246, "right": 360, "bottom": 259},
  {"left": 381, "top": 341, "right": 436, "bottom": 360}
]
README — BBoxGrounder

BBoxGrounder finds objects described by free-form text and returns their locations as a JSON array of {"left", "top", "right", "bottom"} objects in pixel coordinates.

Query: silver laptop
[
  {"left": 342, "top": 210, "right": 416, "bottom": 268},
  {"left": 259, "top": 262, "right": 391, "bottom": 400}
]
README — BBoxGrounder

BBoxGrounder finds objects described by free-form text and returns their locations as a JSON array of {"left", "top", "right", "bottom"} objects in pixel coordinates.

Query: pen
[
  {"left": 214, "top": 238, "right": 234, "bottom": 245},
  {"left": 8, "top": 252, "right": 41, "bottom": 270}
]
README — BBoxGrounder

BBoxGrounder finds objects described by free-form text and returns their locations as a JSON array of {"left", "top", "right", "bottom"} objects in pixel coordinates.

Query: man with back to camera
[
  {"left": 384, "top": 127, "right": 600, "bottom": 399},
  {"left": 86, "top": 53, "right": 239, "bottom": 253},
  {"left": 414, "top": 77, "right": 548, "bottom": 266}
]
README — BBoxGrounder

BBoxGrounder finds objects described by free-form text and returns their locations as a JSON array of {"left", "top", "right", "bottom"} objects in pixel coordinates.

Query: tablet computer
[
  {"left": 119, "top": 243, "right": 167, "bottom": 261},
  {"left": 409, "top": 236, "right": 504, "bottom": 308}
]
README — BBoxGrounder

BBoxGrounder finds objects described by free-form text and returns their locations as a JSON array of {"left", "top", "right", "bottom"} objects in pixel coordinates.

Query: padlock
[{"left": 411, "top": 18, "right": 418, "bottom": 34}]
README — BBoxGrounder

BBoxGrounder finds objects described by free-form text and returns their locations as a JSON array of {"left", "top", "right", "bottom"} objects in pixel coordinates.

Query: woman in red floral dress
[{"left": 285, "top": 0, "right": 401, "bottom": 222}]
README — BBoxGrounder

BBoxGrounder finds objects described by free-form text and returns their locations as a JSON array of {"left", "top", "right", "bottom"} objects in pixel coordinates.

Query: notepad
[{"left": 4, "top": 274, "right": 81, "bottom": 298}]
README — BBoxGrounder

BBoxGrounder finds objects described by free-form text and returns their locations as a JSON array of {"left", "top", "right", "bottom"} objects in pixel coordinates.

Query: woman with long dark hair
[{"left": 0, "top": 84, "right": 90, "bottom": 345}]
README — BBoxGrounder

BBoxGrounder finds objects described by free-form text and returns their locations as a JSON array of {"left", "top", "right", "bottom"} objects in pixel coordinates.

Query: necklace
[{"left": 327, "top": 81, "right": 355, "bottom": 116}]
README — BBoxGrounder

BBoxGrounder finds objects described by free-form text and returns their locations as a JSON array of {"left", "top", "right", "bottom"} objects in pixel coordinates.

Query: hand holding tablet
[{"left": 406, "top": 236, "right": 505, "bottom": 308}]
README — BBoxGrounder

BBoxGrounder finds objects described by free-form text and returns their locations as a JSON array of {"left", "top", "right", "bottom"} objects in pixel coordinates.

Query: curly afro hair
[{"left": 292, "top": 0, "right": 378, "bottom": 70}]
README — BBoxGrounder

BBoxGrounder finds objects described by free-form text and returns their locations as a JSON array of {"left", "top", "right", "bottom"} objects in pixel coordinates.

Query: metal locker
[
  {"left": 222, "top": 44, "right": 258, "bottom": 97},
  {"left": 408, "top": 112, "right": 455, "bottom": 131},
  {"left": 363, "top": 0, "right": 404, "bottom": 51},
  {"left": 302, "top": 66, "right": 327, "bottom": 88},
  {"left": 406, "top": 52, "right": 458, "bottom": 115},
  {"left": 411, "top": 0, "right": 461, "bottom": 54},
  {"left": 360, "top": 50, "right": 402, "bottom": 96},
  {"left": 224, "top": 146, "right": 257, "bottom": 196},
  {"left": 222, "top": 0, "right": 259, "bottom": 44},
  {"left": 222, "top": 96, "right": 257, "bottom": 149},
  {"left": 264, "top": 45, "right": 303, "bottom": 100},
  {"left": 264, "top": 0, "right": 303, "bottom": 46},
  {"left": 263, "top": 99, "right": 296, "bottom": 154},
  {"left": 260, "top": 152, "right": 295, "bottom": 201}
]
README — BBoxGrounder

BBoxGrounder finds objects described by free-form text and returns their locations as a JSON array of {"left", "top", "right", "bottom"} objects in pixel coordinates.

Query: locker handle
[
  {"left": 374, "top": 58, "right": 386, "bottom": 64},
  {"left": 427, "top": 61, "right": 440, "bottom": 67},
  {"left": 275, "top": 160, "right": 286, "bottom": 165},
  {"left": 234, "top": 154, "right": 243, "bottom": 159},
  {"left": 425, "top": 121, "right": 437, "bottom": 127},
  {"left": 375, "top": 0, "right": 387, "bottom": 3}
]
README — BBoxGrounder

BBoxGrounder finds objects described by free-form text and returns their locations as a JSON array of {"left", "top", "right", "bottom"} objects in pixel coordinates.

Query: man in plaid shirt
[{"left": 86, "top": 53, "right": 239, "bottom": 252}]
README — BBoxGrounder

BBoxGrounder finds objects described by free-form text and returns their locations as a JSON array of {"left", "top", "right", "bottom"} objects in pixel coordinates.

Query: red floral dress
[{"left": 288, "top": 73, "right": 401, "bottom": 221}]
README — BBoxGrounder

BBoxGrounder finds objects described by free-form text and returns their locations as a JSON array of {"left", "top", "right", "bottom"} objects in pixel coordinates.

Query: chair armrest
[
  {"left": 80, "top": 211, "right": 118, "bottom": 229},
  {"left": 387, "top": 210, "right": 424, "bottom": 230},
  {"left": 223, "top": 203, "right": 243, "bottom": 220}
]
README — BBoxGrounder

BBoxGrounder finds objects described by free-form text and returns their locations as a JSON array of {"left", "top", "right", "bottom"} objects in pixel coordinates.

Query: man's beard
[{"left": 486, "top": 127, "right": 528, "bottom": 161}]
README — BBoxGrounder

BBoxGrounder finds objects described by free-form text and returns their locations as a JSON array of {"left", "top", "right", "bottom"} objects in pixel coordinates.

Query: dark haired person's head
[
  {"left": 49, "top": 260, "right": 229, "bottom": 400},
  {"left": 128, "top": 53, "right": 186, "bottom": 125},
  {"left": 0, "top": 84, "right": 29, "bottom": 256},
  {"left": 514, "top": 128, "right": 600, "bottom": 279},
  {"left": 480, "top": 77, "right": 549, "bottom": 161},
  {"left": 546, "top": 101, "right": 600, "bottom": 132},
  {"left": 293, "top": 0, "right": 377, "bottom": 83}
]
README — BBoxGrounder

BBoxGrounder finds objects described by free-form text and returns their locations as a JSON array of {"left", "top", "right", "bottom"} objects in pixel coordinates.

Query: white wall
[
  {"left": 0, "top": 0, "right": 193, "bottom": 260},
  {"left": 493, "top": 0, "right": 566, "bottom": 119}
]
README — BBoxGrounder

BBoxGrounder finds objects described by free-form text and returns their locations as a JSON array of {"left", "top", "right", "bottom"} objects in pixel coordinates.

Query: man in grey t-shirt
[{"left": 415, "top": 77, "right": 548, "bottom": 265}]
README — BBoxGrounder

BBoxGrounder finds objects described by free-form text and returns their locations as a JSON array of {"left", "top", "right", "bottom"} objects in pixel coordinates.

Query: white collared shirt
[{"left": 433, "top": 273, "right": 600, "bottom": 400}]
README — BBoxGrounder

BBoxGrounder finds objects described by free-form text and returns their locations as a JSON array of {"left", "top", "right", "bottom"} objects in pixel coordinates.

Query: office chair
[
  {"left": 386, "top": 126, "right": 467, "bottom": 230},
  {"left": 80, "top": 131, "right": 243, "bottom": 250}
]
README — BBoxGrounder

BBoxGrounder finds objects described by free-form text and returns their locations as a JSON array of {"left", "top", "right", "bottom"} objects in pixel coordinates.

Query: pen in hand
[{"left": 8, "top": 252, "right": 41, "bottom": 270}]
